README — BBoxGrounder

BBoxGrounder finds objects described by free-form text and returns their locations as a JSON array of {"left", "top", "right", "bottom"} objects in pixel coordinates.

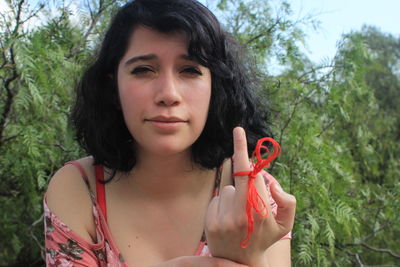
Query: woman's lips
[{"left": 145, "top": 116, "right": 187, "bottom": 131}]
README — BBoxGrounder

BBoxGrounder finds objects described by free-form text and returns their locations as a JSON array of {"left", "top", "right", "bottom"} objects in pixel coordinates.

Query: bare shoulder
[{"left": 45, "top": 156, "right": 97, "bottom": 243}]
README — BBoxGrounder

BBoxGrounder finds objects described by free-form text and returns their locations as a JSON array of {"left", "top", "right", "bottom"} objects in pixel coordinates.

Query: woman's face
[{"left": 117, "top": 26, "right": 212, "bottom": 158}]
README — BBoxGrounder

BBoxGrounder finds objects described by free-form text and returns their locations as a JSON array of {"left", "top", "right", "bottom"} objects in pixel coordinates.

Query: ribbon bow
[{"left": 233, "top": 137, "right": 281, "bottom": 248}]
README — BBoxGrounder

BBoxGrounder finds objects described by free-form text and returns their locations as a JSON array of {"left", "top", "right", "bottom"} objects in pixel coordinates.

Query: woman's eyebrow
[
  {"left": 123, "top": 54, "right": 198, "bottom": 67},
  {"left": 180, "top": 54, "right": 199, "bottom": 63},
  {"left": 124, "top": 54, "right": 157, "bottom": 67}
]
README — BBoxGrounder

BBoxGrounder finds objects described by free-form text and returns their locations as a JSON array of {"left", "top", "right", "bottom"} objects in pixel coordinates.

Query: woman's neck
[{"left": 118, "top": 150, "right": 215, "bottom": 201}]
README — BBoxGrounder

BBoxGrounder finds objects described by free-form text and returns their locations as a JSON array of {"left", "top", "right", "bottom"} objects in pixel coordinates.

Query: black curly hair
[{"left": 71, "top": 0, "right": 272, "bottom": 179}]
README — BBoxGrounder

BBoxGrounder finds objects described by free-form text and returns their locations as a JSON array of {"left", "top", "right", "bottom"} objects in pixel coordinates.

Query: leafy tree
[
  {"left": 0, "top": 0, "right": 398, "bottom": 266},
  {"left": 267, "top": 25, "right": 400, "bottom": 266},
  {"left": 324, "top": 28, "right": 400, "bottom": 266},
  {"left": 0, "top": 0, "right": 118, "bottom": 265},
  {"left": 213, "top": 1, "right": 399, "bottom": 266}
]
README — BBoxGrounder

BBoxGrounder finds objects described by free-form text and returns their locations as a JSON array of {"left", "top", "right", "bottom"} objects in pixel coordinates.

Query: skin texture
[
  {"left": 46, "top": 26, "right": 296, "bottom": 266},
  {"left": 150, "top": 256, "right": 249, "bottom": 267},
  {"left": 117, "top": 26, "right": 212, "bottom": 159},
  {"left": 205, "top": 127, "right": 296, "bottom": 267}
]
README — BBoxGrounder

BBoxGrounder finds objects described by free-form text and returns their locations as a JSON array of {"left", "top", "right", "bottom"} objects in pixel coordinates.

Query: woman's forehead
[
  {"left": 129, "top": 26, "right": 188, "bottom": 47},
  {"left": 121, "top": 26, "right": 191, "bottom": 60}
]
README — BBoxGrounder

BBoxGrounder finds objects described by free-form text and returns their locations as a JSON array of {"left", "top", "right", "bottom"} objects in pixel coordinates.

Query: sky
[
  {"left": 1, "top": 0, "right": 399, "bottom": 64},
  {"left": 198, "top": 0, "right": 400, "bottom": 66},
  {"left": 289, "top": 0, "right": 400, "bottom": 63}
]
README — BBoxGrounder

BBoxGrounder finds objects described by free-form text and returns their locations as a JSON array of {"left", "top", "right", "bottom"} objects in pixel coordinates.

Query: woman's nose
[{"left": 154, "top": 71, "right": 182, "bottom": 106}]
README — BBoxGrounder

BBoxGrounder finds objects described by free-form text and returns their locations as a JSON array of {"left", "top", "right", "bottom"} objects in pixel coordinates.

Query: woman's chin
[
  {"left": 138, "top": 143, "right": 192, "bottom": 159},
  {"left": 132, "top": 129, "right": 201, "bottom": 160}
]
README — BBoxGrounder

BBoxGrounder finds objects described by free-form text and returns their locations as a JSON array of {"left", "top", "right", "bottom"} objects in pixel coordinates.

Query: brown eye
[
  {"left": 182, "top": 67, "right": 202, "bottom": 75},
  {"left": 131, "top": 66, "right": 153, "bottom": 75}
]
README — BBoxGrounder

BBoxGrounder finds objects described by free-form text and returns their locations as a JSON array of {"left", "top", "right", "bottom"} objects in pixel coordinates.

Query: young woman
[{"left": 44, "top": 0, "right": 296, "bottom": 266}]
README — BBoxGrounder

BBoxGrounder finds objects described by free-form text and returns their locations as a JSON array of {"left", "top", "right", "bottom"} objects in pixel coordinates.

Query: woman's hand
[
  {"left": 150, "top": 256, "right": 248, "bottom": 267},
  {"left": 204, "top": 127, "right": 296, "bottom": 266}
]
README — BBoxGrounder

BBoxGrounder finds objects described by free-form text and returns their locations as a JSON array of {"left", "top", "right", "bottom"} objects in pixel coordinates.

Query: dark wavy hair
[{"left": 71, "top": 0, "right": 272, "bottom": 177}]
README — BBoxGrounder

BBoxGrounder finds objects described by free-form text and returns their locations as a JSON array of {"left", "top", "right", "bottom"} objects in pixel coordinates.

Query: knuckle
[
  {"left": 220, "top": 185, "right": 235, "bottom": 196},
  {"left": 287, "top": 194, "right": 297, "bottom": 207},
  {"left": 210, "top": 213, "right": 247, "bottom": 233},
  {"left": 205, "top": 219, "right": 220, "bottom": 234},
  {"left": 256, "top": 212, "right": 268, "bottom": 222},
  {"left": 233, "top": 135, "right": 247, "bottom": 153},
  {"left": 257, "top": 213, "right": 273, "bottom": 229},
  {"left": 233, "top": 214, "right": 248, "bottom": 230},
  {"left": 221, "top": 215, "right": 236, "bottom": 232},
  {"left": 236, "top": 135, "right": 246, "bottom": 147}
]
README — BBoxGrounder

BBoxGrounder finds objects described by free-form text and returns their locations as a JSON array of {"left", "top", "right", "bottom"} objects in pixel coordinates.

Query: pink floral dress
[{"left": 43, "top": 162, "right": 290, "bottom": 266}]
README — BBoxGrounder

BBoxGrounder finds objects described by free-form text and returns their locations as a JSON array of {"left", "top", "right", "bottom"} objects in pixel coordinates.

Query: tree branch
[
  {"left": 344, "top": 242, "right": 400, "bottom": 259},
  {"left": 38, "top": 141, "right": 73, "bottom": 152},
  {"left": 0, "top": 41, "right": 7, "bottom": 70},
  {"left": 30, "top": 214, "right": 45, "bottom": 260},
  {"left": 0, "top": 0, "right": 43, "bottom": 147},
  {"left": 323, "top": 243, "right": 398, "bottom": 267},
  {"left": 296, "top": 64, "right": 337, "bottom": 84},
  {"left": 277, "top": 88, "right": 316, "bottom": 145},
  {"left": 1, "top": 133, "right": 23, "bottom": 143},
  {"left": 12, "top": 0, "right": 26, "bottom": 36},
  {"left": 20, "top": 3, "right": 45, "bottom": 25},
  {"left": 316, "top": 119, "right": 335, "bottom": 137},
  {"left": 361, "top": 221, "right": 392, "bottom": 242},
  {"left": 66, "top": 0, "right": 112, "bottom": 58},
  {"left": 245, "top": 18, "right": 281, "bottom": 45},
  {"left": 351, "top": 252, "right": 397, "bottom": 267},
  {"left": 0, "top": 50, "right": 19, "bottom": 147}
]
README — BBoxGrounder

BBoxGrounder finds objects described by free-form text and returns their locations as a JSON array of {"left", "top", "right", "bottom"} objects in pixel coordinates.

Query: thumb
[{"left": 269, "top": 182, "right": 296, "bottom": 235}]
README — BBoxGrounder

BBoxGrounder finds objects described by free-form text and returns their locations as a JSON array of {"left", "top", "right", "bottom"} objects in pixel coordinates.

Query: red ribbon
[{"left": 233, "top": 137, "right": 281, "bottom": 248}]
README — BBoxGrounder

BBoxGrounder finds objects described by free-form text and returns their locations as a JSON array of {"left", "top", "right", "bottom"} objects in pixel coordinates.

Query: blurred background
[{"left": 0, "top": 0, "right": 399, "bottom": 266}]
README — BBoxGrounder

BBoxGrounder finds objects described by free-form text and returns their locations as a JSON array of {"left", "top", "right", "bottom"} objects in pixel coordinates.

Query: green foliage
[
  {"left": 272, "top": 25, "right": 399, "bottom": 266},
  {"left": 215, "top": 0, "right": 312, "bottom": 73},
  {"left": 0, "top": 1, "right": 120, "bottom": 265},
  {"left": 216, "top": 2, "right": 399, "bottom": 265},
  {"left": 0, "top": 1, "right": 399, "bottom": 266}
]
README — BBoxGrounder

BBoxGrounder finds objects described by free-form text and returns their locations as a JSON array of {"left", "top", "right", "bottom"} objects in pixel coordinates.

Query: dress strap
[
  {"left": 95, "top": 165, "right": 107, "bottom": 222},
  {"left": 64, "top": 161, "right": 90, "bottom": 187}
]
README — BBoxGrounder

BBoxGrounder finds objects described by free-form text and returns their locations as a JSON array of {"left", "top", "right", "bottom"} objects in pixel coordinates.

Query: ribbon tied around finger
[{"left": 233, "top": 137, "right": 281, "bottom": 248}]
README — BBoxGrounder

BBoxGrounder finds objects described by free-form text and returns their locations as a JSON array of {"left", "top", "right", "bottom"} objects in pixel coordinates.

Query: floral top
[{"left": 43, "top": 162, "right": 290, "bottom": 266}]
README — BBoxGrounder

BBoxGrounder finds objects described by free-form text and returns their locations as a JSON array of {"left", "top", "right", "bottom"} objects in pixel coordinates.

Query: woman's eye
[
  {"left": 182, "top": 67, "right": 202, "bottom": 75},
  {"left": 131, "top": 66, "right": 153, "bottom": 75}
]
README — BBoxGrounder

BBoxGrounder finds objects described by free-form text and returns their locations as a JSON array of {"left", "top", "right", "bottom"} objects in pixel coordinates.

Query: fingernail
[{"left": 233, "top": 127, "right": 242, "bottom": 138}]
